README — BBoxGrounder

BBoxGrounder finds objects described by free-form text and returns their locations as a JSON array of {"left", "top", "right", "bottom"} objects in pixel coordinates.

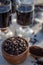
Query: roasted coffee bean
[
  {"left": 34, "top": 38, "right": 38, "bottom": 42},
  {"left": 4, "top": 47, "right": 10, "bottom": 52},
  {"left": 12, "top": 48, "right": 15, "bottom": 51},
  {"left": 19, "top": 47, "right": 22, "bottom": 51},
  {"left": 19, "top": 43, "right": 23, "bottom": 47},
  {"left": 9, "top": 46, "right": 12, "bottom": 49},
  {"left": 13, "top": 40, "right": 16, "bottom": 44},
  {"left": 16, "top": 40, "right": 19, "bottom": 43},
  {"left": 12, "top": 45, "right": 14, "bottom": 47},
  {"left": 23, "top": 43, "right": 26, "bottom": 47},
  {"left": 5, "top": 48, "right": 8, "bottom": 51},
  {"left": 4, "top": 43, "right": 8, "bottom": 47},
  {"left": 29, "top": 38, "right": 39, "bottom": 45},
  {"left": 11, "top": 37, "right": 15, "bottom": 41}
]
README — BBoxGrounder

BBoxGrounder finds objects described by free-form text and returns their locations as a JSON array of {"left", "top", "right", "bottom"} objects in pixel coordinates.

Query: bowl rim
[{"left": 2, "top": 36, "right": 29, "bottom": 57}]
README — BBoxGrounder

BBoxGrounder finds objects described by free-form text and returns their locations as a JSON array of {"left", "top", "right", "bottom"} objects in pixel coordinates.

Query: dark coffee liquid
[
  {"left": 0, "top": 2, "right": 11, "bottom": 28},
  {"left": 16, "top": 4, "right": 33, "bottom": 26}
]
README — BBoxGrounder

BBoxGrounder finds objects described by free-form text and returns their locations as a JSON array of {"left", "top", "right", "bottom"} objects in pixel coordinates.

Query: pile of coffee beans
[
  {"left": 29, "top": 46, "right": 43, "bottom": 56},
  {"left": 3, "top": 37, "right": 28, "bottom": 55},
  {"left": 35, "top": 60, "right": 43, "bottom": 65},
  {"left": 34, "top": 58, "right": 43, "bottom": 65},
  {"left": 32, "top": 58, "right": 43, "bottom": 65}
]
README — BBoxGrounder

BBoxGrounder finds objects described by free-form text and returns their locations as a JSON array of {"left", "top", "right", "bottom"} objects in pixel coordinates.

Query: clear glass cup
[
  {"left": 35, "top": 2, "right": 43, "bottom": 23},
  {"left": 15, "top": 0, "right": 34, "bottom": 38},
  {"left": 16, "top": 0, "right": 34, "bottom": 26},
  {"left": 0, "top": 0, "right": 14, "bottom": 40}
]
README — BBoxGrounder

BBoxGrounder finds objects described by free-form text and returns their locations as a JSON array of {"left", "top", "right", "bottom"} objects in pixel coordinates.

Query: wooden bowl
[
  {"left": 2, "top": 37, "right": 29, "bottom": 65},
  {"left": 29, "top": 46, "right": 43, "bottom": 58}
]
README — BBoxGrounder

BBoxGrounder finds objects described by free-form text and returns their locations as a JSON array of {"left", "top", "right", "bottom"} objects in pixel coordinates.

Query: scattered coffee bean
[
  {"left": 31, "top": 57, "right": 43, "bottom": 65},
  {"left": 29, "top": 38, "right": 39, "bottom": 45}
]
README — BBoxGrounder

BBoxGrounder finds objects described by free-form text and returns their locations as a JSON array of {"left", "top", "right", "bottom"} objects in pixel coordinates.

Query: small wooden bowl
[
  {"left": 2, "top": 37, "right": 29, "bottom": 65},
  {"left": 29, "top": 46, "right": 43, "bottom": 58}
]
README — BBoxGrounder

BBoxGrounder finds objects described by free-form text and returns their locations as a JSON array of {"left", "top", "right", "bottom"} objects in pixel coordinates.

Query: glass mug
[
  {"left": 15, "top": 0, "right": 34, "bottom": 38},
  {"left": 0, "top": 0, "right": 13, "bottom": 40},
  {"left": 16, "top": 0, "right": 34, "bottom": 26},
  {"left": 0, "top": 0, "right": 11, "bottom": 29}
]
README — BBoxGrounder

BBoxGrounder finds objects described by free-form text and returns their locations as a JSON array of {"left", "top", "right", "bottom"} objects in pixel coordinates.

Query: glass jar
[
  {"left": 16, "top": 0, "right": 34, "bottom": 26},
  {"left": 0, "top": 0, "right": 14, "bottom": 40}
]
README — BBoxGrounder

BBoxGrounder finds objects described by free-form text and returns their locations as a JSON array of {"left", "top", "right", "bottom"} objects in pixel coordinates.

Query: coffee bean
[
  {"left": 19, "top": 43, "right": 23, "bottom": 47},
  {"left": 9, "top": 46, "right": 12, "bottom": 49},
  {"left": 13, "top": 40, "right": 16, "bottom": 44},
  {"left": 23, "top": 43, "right": 26, "bottom": 47},
  {"left": 11, "top": 37, "right": 15, "bottom": 41},
  {"left": 4, "top": 43, "right": 8, "bottom": 47},
  {"left": 19, "top": 47, "right": 22, "bottom": 50},
  {"left": 12, "top": 48, "right": 15, "bottom": 51},
  {"left": 12, "top": 45, "right": 14, "bottom": 47},
  {"left": 5, "top": 48, "right": 8, "bottom": 51}
]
